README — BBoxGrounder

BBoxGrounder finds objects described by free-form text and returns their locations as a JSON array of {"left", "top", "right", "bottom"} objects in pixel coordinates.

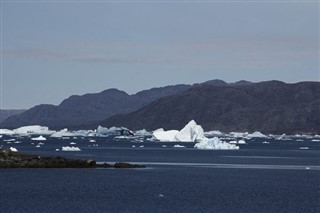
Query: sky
[{"left": 1, "top": 0, "right": 319, "bottom": 109}]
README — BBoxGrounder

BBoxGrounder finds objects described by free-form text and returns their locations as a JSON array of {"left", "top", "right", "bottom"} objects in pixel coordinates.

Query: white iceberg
[
  {"left": 134, "top": 129, "right": 152, "bottom": 137},
  {"left": 9, "top": 147, "right": 18, "bottom": 152},
  {"left": 152, "top": 120, "right": 204, "bottom": 142},
  {"left": 194, "top": 137, "right": 239, "bottom": 150},
  {"left": 89, "top": 139, "right": 96, "bottom": 143},
  {"left": 31, "top": 135, "right": 47, "bottom": 141},
  {"left": 13, "top": 125, "right": 54, "bottom": 136},
  {"left": 61, "top": 146, "right": 81, "bottom": 151},
  {"left": 247, "top": 131, "right": 267, "bottom": 138},
  {"left": 204, "top": 130, "right": 224, "bottom": 137},
  {"left": 175, "top": 120, "right": 205, "bottom": 142},
  {"left": 237, "top": 140, "right": 246, "bottom": 144},
  {"left": 152, "top": 129, "right": 180, "bottom": 142},
  {"left": 229, "top": 132, "right": 249, "bottom": 138},
  {"left": 51, "top": 129, "right": 75, "bottom": 138},
  {"left": 0, "top": 129, "right": 15, "bottom": 135},
  {"left": 173, "top": 144, "right": 186, "bottom": 148}
]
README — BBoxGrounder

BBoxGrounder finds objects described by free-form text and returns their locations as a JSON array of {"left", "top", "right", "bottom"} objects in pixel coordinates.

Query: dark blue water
[{"left": 1, "top": 136, "right": 320, "bottom": 212}]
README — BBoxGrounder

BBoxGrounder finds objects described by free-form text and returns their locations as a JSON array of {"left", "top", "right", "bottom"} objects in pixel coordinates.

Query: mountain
[
  {"left": 100, "top": 81, "right": 320, "bottom": 134},
  {"left": 1, "top": 85, "right": 191, "bottom": 129},
  {"left": 0, "top": 109, "right": 26, "bottom": 125}
]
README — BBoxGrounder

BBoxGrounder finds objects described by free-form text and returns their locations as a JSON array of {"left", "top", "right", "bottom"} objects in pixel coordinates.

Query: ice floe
[
  {"left": 13, "top": 125, "right": 54, "bottom": 136},
  {"left": 51, "top": 129, "right": 75, "bottom": 138},
  {"left": 31, "top": 135, "right": 47, "bottom": 141},
  {"left": 10, "top": 147, "right": 18, "bottom": 152},
  {"left": 62, "top": 146, "right": 81, "bottom": 151},
  {"left": 173, "top": 145, "right": 186, "bottom": 148},
  {"left": 0, "top": 129, "right": 15, "bottom": 135},
  {"left": 194, "top": 137, "right": 239, "bottom": 150}
]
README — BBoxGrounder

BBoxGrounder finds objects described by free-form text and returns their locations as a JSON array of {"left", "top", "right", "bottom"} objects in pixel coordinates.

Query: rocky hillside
[
  {"left": 0, "top": 109, "right": 25, "bottom": 124},
  {"left": 100, "top": 81, "right": 320, "bottom": 134}
]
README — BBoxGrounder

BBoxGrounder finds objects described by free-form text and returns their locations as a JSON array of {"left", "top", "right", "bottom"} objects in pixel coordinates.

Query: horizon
[{"left": 1, "top": 1, "right": 319, "bottom": 109}]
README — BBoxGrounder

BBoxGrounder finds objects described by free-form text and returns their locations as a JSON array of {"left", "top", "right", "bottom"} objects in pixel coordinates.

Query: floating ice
[
  {"left": 205, "top": 130, "right": 224, "bottom": 137},
  {"left": 173, "top": 145, "right": 186, "bottom": 148},
  {"left": 70, "top": 142, "right": 77, "bottom": 145},
  {"left": 0, "top": 129, "right": 15, "bottom": 135},
  {"left": 229, "top": 132, "right": 249, "bottom": 138},
  {"left": 299, "top": 147, "right": 309, "bottom": 150},
  {"left": 152, "top": 120, "right": 204, "bottom": 142},
  {"left": 247, "top": 131, "right": 267, "bottom": 138},
  {"left": 55, "top": 149, "right": 59, "bottom": 151},
  {"left": 238, "top": 140, "right": 246, "bottom": 144},
  {"left": 9, "top": 147, "right": 18, "bottom": 152},
  {"left": 13, "top": 125, "right": 54, "bottom": 136},
  {"left": 51, "top": 129, "right": 75, "bottom": 138},
  {"left": 152, "top": 129, "right": 180, "bottom": 142},
  {"left": 31, "top": 135, "right": 47, "bottom": 141},
  {"left": 262, "top": 141, "right": 270, "bottom": 144},
  {"left": 62, "top": 146, "right": 81, "bottom": 151},
  {"left": 312, "top": 139, "right": 320, "bottom": 142},
  {"left": 175, "top": 120, "right": 205, "bottom": 142},
  {"left": 135, "top": 129, "right": 152, "bottom": 137},
  {"left": 194, "top": 137, "right": 239, "bottom": 150},
  {"left": 89, "top": 139, "right": 96, "bottom": 143}
]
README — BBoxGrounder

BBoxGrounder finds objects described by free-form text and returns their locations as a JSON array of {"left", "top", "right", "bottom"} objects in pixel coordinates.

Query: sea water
[{"left": 1, "top": 136, "right": 319, "bottom": 212}]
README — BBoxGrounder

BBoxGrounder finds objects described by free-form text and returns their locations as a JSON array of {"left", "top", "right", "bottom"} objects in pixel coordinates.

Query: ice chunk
[
  {"left": 135, "top": 129, "right": 152, "bottom": 137},
  {"left": 247, "top": 131, "right": 267, "bottom": 138},
  {"left": 51, "top": 129, "right": 75, "bottom": 138},
  {"left": 152, "top": 120, "right": 204, "bottom": 142},
  {"left": 9, "top": 147, "right": 18, "bottom": 152},
  {"left": 62, "top": 146, "right": 81, "bottom": 151},
  {"left": 205, "top": 130, "right": 224, "bottom": 137},
  {"left": 14, "top": 125, "right": 54, "bottom": 136},
  {"left": 229, "top": 132, "right": 249, "bottom": 138},
  {"left": 175, "top": 120, "right": 205, "bottom": 142},
  {"left": 237, "top": 140, "right": 246, "bottom": 144},
  {"left": 31, "top": 135, "right": 47, "bottom": 141},
  {"left": 173, "top": 144, "right": 186, "bottom": 148},
  {"left": 152, "top": 129, "right": 180, "bottom": 142},
  {"left": 89, "top": 139, "right": 96, "bottom": 143},
  {"left": 194, "top": 137, "right": 239, "bottom": 150},
  {"left": 0, "top": 129, "right": 15, "bottom": 135}
]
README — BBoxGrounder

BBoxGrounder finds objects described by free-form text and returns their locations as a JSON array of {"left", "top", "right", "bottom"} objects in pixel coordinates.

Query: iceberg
[
  {"left": 31, "top": 135, "right": 47, "bottom": 141},
  {"left": 96, "top": 126, "right": 134, "bottom": 137},
  {"left": 13, "top": 125, "right": 54, "bottom": 136},
  {"left": 0, "top": 129, "right": 15, "bottom": 135},
  {"left": 10, "top": 147, "right": 18, "bottom": 152},
  {"left": 194, "top": 137, "right": 239, "bottom": 150},
  {"left": 229, "top": 132, "right": 249, "bottom": 138},
  {"left": 51, "top": 129, "right": 75, "bottom": 138},
  {"left": 247, "top": 131, "right": 267, "bottom": 138},
  {"left": 175, "top": 120, "right": 205, "bottom": 142},
  {"left": 237, "top": 140, "right": 246, "bottom": 144},
  {"left": 173, "top": 144, "right": 186, "bottom": 148},
  {"left": 152, "top": 120, "right": 205, "bottom": 142},
  {"left": 204, "top": 130, "right": 224, "bottom": 137},
  {"left": 134, "top": 129, "right": 152, "bottom": 137},
  {"left": 152, "top": 129, "right": 180, "bottom": 142},
  {"left": 61, "top": 146, "right": 81, "bottom": 151}
]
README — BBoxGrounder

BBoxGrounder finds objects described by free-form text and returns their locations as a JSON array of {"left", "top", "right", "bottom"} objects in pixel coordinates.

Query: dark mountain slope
[
  {"left": 2, "top": 85, "right": 191, "bottom": 129},
  {"left": 0, "top": 109, "right": 26, "bottom": 125},
  {"left": 100, "top": 81, "right": 320, "bottom": 134}
]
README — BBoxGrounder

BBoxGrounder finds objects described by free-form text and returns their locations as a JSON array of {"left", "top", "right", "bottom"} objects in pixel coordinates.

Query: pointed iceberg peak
[{"left": 152, "top": 120, "right": 204, "bottom": 142}]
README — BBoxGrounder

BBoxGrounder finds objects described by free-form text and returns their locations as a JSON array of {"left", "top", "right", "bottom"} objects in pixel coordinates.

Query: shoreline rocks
[{"left": 0, "top": 149, "right": 145, "bottom": 169}]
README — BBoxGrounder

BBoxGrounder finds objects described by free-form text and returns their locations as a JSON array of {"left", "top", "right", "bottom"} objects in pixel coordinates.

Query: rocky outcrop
[{"left": 0, "top": 149, "right": 145, "bottom": 169}]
